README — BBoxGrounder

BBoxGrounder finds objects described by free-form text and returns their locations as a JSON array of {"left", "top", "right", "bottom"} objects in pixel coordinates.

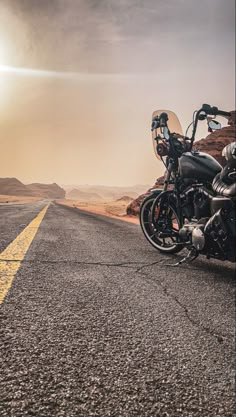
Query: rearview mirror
[{"left": 208, "top": 120, "right": 222, "bottom": 131}]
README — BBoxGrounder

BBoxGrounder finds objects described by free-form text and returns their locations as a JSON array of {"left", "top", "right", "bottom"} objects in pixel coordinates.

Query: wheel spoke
[{"left": 140, "top": 196, "right": 183, "bottom": 253}]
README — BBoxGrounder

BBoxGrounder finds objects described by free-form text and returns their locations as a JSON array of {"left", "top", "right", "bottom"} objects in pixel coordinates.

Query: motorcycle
[{"left": 139, "top": 104, "right": 236, "bottom": 264}]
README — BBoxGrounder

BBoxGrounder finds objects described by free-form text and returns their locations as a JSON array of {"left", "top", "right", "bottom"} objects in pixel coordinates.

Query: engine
[
  {"left": 204, "top": 206, "right": 236, "bottom": 261},
  {"left": 179, "top": 205, "right": 236, "bottom": 262},
  {"left": 181, "top": 186, "right": 212, "bottom": 220},
  {"left": 179, "top": 184, "right": 236, "bottom": 261}
]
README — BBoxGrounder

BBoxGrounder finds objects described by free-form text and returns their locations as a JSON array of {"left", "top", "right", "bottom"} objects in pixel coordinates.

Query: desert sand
[
  {"left": 56, "top": 199, "right": 139, "bottom": 224},
  {"left": 0, "top": 195, "right": 41, "bottom": 204}
]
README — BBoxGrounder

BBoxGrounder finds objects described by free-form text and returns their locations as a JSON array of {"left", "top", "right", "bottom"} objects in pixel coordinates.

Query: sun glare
[
  {"left": 0, "top": 42, "right": 10, "bottom": 108},
  {"left": 0, "top": 41, "right": 7, "bottom": 66}
]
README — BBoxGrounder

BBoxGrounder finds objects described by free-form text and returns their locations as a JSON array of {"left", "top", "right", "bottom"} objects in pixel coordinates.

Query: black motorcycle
[{"left": 140, "top": 104, "right": 236, "bottom": 263}]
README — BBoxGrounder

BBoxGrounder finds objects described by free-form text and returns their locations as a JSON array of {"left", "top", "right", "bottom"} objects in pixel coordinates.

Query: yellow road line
[{"left": 0, "top": 204, "right": 49, "bottom": 304}]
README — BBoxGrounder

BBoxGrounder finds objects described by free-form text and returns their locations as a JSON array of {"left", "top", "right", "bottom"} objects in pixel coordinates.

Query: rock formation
[
  {"left": 66, "top": 189, "right": 103, "bottom": 201},
  {"left": 0, "top": 178, "right": 65, "bottom": 199},
  {"left": 116, "top": 196, "right": 134, "bottom": 203},
  {"left": 27, "top": 183, "right": 65, "bottom": 199},
  {"left": 127, "top": 111, "right": 236, "bottom": 216},
  {"left": 0, "top": 178, "right": 34, "bottom": 196}
]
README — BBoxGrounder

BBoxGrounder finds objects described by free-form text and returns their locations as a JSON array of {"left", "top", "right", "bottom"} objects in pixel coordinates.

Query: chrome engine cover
[{"left": 192, "top": 227, "right": 205, "bottom": 250}]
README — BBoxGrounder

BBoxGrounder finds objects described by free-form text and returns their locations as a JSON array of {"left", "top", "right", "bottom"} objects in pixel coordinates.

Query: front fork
[
  {"left": 163, "top": 159, "right": 174, "bottom": 192},
  {"left": 151, "top": 159, "right": 183, "bottom": 229}
]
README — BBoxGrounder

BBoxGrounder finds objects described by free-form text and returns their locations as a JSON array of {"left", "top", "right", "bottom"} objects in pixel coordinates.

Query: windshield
[{"left": 152, "top": 110, "right": 183, "bottom": 160}]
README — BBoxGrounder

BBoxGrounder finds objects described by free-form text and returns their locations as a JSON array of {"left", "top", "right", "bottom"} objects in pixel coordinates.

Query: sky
[{"left": 0, "top": 0, "right": 235, "bottom": 186}]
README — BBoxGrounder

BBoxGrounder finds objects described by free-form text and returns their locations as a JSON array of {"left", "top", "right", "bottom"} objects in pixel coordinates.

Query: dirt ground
[
  {"left": 56, "top": 199, "right": 139, "bottom": 224},
  {"left": 0, "top": 195, "right": 41, "bottom": 204}
]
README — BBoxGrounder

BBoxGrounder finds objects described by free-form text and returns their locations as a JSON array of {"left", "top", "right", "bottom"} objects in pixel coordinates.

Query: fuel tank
[{"left": 179, "top": 151, "right": 222, "bottom": 182}]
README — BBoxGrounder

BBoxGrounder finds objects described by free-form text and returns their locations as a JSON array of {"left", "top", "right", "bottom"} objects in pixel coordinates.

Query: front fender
[
  {"left": 152, "top": 190, "right": 178, "bottom": 204},
  {"left": 149, "top": 188, "right": 163, "bottom": 196}
]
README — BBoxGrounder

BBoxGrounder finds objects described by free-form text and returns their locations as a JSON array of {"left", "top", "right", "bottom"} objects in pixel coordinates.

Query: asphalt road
[{"left": 0, "top": 201, "right": 235, "bottom": 417}]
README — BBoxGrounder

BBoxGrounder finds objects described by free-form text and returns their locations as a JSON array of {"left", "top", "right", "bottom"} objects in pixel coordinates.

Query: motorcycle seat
[{"left": 212, "top": 173, "right": 236, "bottom": 197}]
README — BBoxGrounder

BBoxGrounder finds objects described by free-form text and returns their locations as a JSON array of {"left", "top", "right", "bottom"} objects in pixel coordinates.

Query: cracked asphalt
[{"left": 0, "top": 201, "right": 235, "bottom": 417}]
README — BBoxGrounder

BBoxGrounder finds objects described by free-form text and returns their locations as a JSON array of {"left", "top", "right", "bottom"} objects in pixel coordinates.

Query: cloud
[{"left": 0, "top": 0, "right": 234, "bottom": 73}]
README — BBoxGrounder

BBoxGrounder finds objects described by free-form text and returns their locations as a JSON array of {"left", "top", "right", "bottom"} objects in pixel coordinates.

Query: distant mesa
[
  {"left": 66, "top": 187, "right": 140, "bottom": 201},
  {"left": 66, "top": 189, "right": 103, "bottom": 201},
  {"left": 0, "top": 178, "right": 65, "bottom": 199},
  {"left": 116, "top": 196, "right": 134, "bottom": 203},
  {"left": 27, "top": 182, "right": 65, "bottom": 199},
  {"left": 65, "top": 185, "right": 141, "bottom": 201},
  {"left": 0, "top": 178, "right": 33, "bottom": 197}
]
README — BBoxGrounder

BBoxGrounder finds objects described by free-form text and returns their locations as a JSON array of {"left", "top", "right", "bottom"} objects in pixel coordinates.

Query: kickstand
[{"left": 167, "top": 249, "right": 199, "bottom": 267}]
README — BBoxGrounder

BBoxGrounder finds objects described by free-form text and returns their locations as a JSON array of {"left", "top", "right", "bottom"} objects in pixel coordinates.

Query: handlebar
[
  {"left": 190, "top": 104, "right": 231, "bottom": 147},
  {"left": 151, "top": 112, "right": 169, "bottom": 131},
  {"left": 152, "top": 104, "right": 231, "bottom": 155},
  {"left": 201, "top": 103, "right": 231, "bottom": 118},
  {"left": 217, "top": 109, "right": 232, "bottom": 118},
  {"left": 159, "top": 112, "right": 169, "bottom": 127}
]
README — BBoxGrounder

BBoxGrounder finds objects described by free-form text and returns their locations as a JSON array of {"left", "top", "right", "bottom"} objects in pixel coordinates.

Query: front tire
[{"left": 139, "top": 193, "right": 183, "bottom": 253}]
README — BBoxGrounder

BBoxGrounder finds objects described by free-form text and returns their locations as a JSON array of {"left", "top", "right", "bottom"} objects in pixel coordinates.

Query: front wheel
[{"left": 139, "top": 193, "right": 184, "bottom": 253}]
